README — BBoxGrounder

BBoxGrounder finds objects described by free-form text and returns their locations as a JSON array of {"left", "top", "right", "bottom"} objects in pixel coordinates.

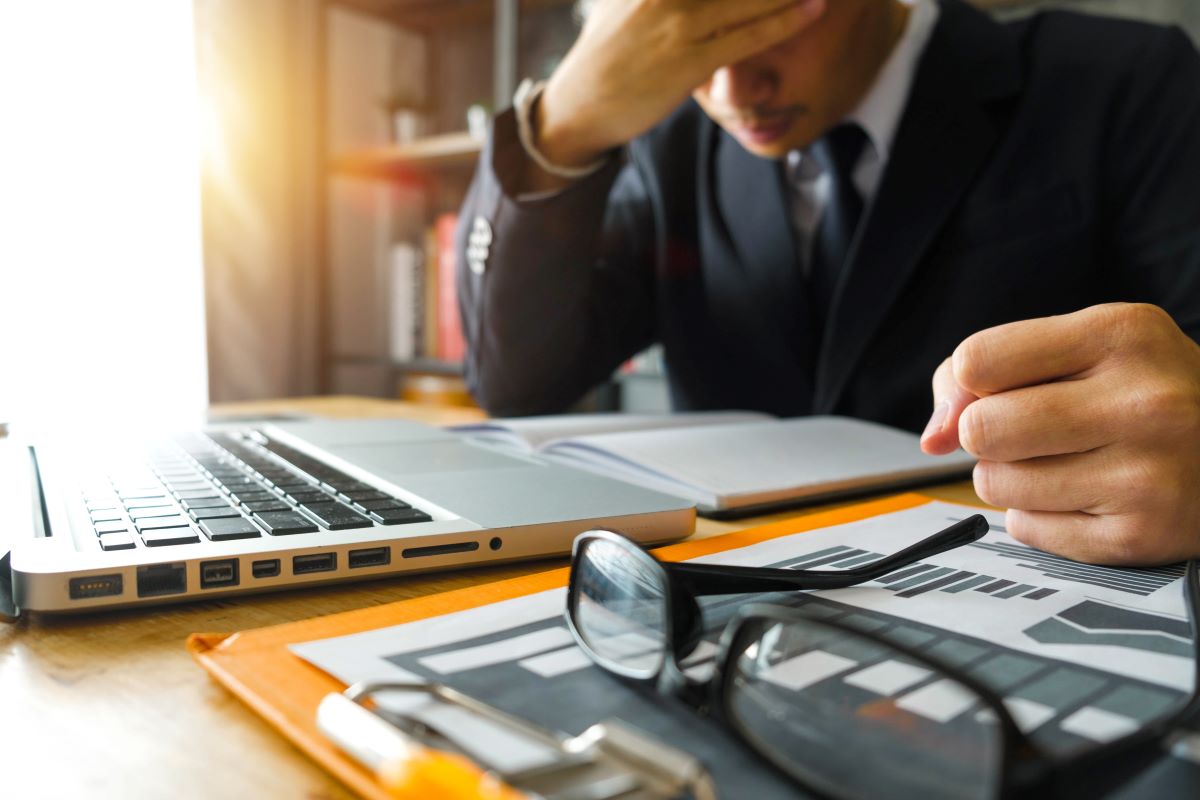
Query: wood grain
[{"left": 1, "top": 397, "right": 984, "bottom": 799}]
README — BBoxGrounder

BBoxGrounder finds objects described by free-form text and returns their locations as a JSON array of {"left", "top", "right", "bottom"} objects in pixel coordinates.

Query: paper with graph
[{"left": 293, "top": 500, "right": 1196, "bottom": 798}]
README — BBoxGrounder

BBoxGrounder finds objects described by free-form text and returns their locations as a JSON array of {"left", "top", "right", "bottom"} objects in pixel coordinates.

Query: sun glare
[{"left": 0, "top": 1, "right": 208, "bottom": 441}]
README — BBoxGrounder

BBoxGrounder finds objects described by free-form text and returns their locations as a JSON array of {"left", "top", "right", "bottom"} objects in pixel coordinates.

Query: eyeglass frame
[
  {"left": 566, "top": 515, "right": 989, "bottom": 695},
  {"left": 564, "top": 523, "right": 1200, "bottom": 800}
]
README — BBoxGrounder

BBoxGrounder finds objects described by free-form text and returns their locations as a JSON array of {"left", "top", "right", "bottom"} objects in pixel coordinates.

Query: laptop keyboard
[{"left": 81, "top": 431, "right": 432, "bottom": 551}]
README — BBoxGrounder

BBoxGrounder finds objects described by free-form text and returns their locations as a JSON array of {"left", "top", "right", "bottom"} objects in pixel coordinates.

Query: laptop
[{"left": 0, "top": 418, "right": 695, "bottom": 615}]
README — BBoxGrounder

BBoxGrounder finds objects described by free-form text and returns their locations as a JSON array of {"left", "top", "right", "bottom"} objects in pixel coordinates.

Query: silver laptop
[{"left": 0, "top": 418, "right": 695, "bottom": 614}]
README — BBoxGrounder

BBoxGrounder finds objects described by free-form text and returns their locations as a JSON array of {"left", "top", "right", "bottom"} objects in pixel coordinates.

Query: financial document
[{"left": 294, "top": 501, "right": 1199, "bottom": 798}]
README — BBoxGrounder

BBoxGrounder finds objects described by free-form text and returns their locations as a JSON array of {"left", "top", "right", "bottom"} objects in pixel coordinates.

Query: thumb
[{"left": 921, "top": 357, "right": 979, "bottom": 455}]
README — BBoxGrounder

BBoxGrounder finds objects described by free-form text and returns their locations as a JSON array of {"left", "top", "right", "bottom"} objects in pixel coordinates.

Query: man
[{"left": 456, "top": 0, "right": 1200, "bottom": 565}]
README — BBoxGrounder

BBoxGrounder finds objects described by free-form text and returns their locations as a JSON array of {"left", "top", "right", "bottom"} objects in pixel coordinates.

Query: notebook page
[
  {"left": 451, "top": 411, "right": 771, "bottom": 451},
  {"left": 545, "top": 417, "right": 975, "bottom": 508}
]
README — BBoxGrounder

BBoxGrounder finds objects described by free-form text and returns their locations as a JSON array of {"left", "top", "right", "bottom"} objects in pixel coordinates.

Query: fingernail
[{"left": 922, "top": 402, "right": 948, "bottom": 441}]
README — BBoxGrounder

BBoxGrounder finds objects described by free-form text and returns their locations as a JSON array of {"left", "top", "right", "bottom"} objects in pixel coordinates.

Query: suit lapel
[{"left": 814, "top": 0, "right": 1023, "bottom": 412}]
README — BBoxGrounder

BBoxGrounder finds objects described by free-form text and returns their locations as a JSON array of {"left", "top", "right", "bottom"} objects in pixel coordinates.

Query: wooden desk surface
[{"left": 0, "top": 396, "right": 982, "bottom": 799}]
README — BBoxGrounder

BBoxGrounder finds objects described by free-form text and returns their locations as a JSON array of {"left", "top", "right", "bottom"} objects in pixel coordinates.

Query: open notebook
[{"left": 450, "top": 413, "right": 977, "bottom": 517}]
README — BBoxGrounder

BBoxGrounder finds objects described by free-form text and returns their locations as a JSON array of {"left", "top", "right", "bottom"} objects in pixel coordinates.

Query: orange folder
[{"left": 188, "top": 493, "right": 934, "bottom": 800}]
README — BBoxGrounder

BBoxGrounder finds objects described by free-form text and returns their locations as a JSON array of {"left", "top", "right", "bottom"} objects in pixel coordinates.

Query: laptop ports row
[
  {"left": 293, "top": 552, "right": 337, "bottom": 575},
  {"left": 200, "top": 559, "right": 239, "bottom": 589},
  {"left": 348, "top": 547, "right": 390, "bottom": 569}
]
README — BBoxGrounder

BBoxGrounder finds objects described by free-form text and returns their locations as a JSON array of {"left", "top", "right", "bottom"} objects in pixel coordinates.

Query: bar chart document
[{"left": 293, "top": 500, "right": 1199, "bottom": 799}]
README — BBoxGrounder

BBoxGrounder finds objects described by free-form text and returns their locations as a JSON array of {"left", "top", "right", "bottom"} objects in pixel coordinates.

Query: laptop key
[
  {"left": 287, "top": 490, "right": 331, "bottom": 504},
  {"left": 243, "top": 499, "right": 292, "bottom": 514},
  {"left": 322, "top": 479, "right": 375, "bottom": 494},
  {"left": 94, "top": 521, "right": 129, "bottom": 535},
  {"left": 131, "top": 506, "right": 181, "bottom": 520},
  {"left": 141, "top": 528, "right": 202, "bottom": 546},
  {"left": 355, "top": 498, "right": 411, "bottom": 511},
  {"left": 174, "top": 488, "right": 220, "bottom": 500},
  {"left": 300, "top": 502, "right": 372, "bottom": 530},
  {"left": 136, "top": 515, "right": 191, "bottom": 531},
  {"left": 229, "top": 490, "right": 275, "bottom": 505},
  {"left": 189, "top": 506, "right": 242, "bottom": 521},
  {"left": 255, "top": 511, "right": 319, "bottom": 536},
  {"left": 90, "top": 510, "right": 125, "bottom": 523},
  {"left": 199, "top": 517, "right": 262, "bottom": 541},
  {"left": 181, "top": 497, "right": 232, "bottom": 510},
  {"left": 125, "top": 497, "right": 174, "bottom": 510},
  {"left": 338, "top": 490, "right": 390, "bottom": 503},
  {"left": 99, "top": 532, "right": 137, "bottom": 551},
  {"left": 370, "top": 507, "right": 432, "bottom": 525}
]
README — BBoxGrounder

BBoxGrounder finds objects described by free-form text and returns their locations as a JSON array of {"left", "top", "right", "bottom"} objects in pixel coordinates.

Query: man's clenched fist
[{"left": 922, "top": 303, "right": 1200, "bottom": 566}]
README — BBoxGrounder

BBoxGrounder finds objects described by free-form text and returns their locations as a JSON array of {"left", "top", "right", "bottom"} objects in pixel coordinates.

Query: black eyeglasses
[{"left": 565, "top": 520, "right": 1200, "bottom": 800}]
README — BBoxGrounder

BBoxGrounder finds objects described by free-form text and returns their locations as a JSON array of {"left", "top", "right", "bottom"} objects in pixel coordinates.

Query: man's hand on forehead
[{"left": 529, "top": 0, "right": 825, "bottom": 178}]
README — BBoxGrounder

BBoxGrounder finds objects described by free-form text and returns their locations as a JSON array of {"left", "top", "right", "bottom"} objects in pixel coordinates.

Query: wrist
[{"left": 534, "top": 77, "right": 612, "bottom": 169}]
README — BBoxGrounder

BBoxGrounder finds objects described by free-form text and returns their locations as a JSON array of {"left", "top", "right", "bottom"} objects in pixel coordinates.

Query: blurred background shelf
[{"left": 333, "top": 131, "right": 482, "bottom": 177}]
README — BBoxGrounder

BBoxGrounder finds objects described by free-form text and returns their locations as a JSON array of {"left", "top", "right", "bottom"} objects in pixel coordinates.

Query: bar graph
[
  {"left": 772, "top": 545, "right": 1061, "bottom": 603},
  {"left": 947, "top": 516, "right": 1186, "bottom": 597}
]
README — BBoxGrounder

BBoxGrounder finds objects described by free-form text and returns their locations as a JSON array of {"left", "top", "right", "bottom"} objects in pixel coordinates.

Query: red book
[{"left": 435, "top": 213, "right": 465, "bottom": 363}]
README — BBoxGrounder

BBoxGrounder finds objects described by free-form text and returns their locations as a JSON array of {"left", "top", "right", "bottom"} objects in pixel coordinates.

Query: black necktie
[{"left": 808, "top": 123, "right": 869, "bottom": 339}]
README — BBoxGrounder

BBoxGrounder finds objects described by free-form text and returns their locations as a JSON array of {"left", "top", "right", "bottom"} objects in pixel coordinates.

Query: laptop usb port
[
  {"left": 200, "top": 559, "right": 239, "bottom": 589},
  {"left": 69, "top": 574, "right": 123, "bottom": 599},
  {"left": 348, "top": 547, "right": 390, "bottom": 569},
  {"left": 252, "top": 559, "right": 280, "bottom": 579},
  {"left": 293, "top": 552, "right": 337, "bottom": 575}
]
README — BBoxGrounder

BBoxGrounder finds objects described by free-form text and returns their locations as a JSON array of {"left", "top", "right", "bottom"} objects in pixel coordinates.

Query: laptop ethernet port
[
  {"left": 293, "top": 552, "right": 337, "bottom": 575},
  {"left": 136, "top": 563, "right": 187, "bottom": 597},
  {"left": 348, "top": 547, "right": 390, "bottom": 569},
  {"left": 69, "top": 574, "right": 123, "bottom": 600},
  {"left": 251, "top": 559, "right": 280, "bottom": 579},
  {"left": 200, "top": 559, "right": 239, "bottom": 589}
]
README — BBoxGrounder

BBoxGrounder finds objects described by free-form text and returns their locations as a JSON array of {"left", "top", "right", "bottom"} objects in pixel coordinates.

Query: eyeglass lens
[
  {"left": 573, "top": 537, "right": 670, "bottom": 677},
  {"left": 725, "top": 616, "right": 1003, "bottom": 800}
]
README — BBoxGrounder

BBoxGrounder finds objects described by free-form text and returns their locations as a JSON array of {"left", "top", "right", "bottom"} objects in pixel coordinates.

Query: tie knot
[{"left": 812, "top": 123, "right": 868, "bottom": 180}]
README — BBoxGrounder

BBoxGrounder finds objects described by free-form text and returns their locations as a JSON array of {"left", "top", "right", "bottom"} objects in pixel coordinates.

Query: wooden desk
[{"left": 0, "top": 396, "right": 981, "bottom": 799}]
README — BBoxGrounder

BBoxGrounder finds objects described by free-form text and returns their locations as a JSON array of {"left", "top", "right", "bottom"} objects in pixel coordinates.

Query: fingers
[
  {"left": 704, "top": 0, "right": 826, "bottom": 65},
  {"left": 921, "top": 357, "right": 979, "bottom": 455},
  {"left": 695, "top": 0, "right": 814, "bottom": 39},
  {"left": 1005, "top": 509, "right": 1184, "bottom": 566},
  {"left": 973, "top": 451, "right": 1116, "bottom": 513},
  {"left": 957, "top": 379, "right": 1114, "bottom": 461},
  {"left": 952, "top": 305, "right": 1122, "bottom": 396}
]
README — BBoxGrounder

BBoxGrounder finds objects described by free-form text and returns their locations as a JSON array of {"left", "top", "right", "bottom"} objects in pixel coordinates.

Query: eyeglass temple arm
[{"left": 665, "top": 514, "right": 990, "bottom": 595}]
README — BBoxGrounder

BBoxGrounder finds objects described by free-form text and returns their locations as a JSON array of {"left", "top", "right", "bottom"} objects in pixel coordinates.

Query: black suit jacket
[{"left": 457, "top": 0, "right": 1200, "bottom": 432}]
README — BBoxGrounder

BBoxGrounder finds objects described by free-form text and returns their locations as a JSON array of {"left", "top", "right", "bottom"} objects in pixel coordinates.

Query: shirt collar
[{"left": 848, "top": 0, "right": 940, "bottom": 163}]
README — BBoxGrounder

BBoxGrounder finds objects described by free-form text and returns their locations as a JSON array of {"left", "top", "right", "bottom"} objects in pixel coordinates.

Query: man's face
[{"left": 692, "top": 0, "right": 887, "bottom": 158}]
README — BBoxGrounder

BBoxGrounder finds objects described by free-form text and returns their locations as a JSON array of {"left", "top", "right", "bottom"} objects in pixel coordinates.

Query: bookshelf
[{"left": 321, "top": 0, "right": 579, "bottom": 405}]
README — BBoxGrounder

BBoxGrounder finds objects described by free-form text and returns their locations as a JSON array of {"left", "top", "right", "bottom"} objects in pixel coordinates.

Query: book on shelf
[
  {"left": 422, "top": 225, "right": 440, "bottom": 360},
  {"left": 449, "top": 412, "right": 976, "bottom": 518},
  {"left": 388, "top": 241, "right": 422, "bottom": 362},
  {"left": 435, "top": 212, "right": 466, "bottom": 363}
]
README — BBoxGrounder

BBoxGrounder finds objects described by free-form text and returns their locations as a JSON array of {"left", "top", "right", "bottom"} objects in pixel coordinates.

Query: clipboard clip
[{"left": 318, "top": 680, "right": 718, "bottom": 800}]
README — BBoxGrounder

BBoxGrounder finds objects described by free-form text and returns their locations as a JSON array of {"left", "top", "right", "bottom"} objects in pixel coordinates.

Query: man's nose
[{"left": 709, "top": 62, "right": 777, "bottom": 110}]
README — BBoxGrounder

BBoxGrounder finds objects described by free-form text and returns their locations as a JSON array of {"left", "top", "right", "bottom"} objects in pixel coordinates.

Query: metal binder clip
[{"left": 318, "top": 680, "right": 719, "bottom": 800}]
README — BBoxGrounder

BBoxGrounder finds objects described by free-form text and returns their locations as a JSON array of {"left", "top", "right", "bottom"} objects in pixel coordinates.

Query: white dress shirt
[{"left": 786, "top": 0, "right": 940, "bottom": 263}]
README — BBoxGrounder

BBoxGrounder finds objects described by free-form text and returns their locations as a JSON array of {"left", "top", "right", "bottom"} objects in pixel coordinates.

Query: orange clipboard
[{"left": 188, "top": 493, "right": 934, "bottom": 800}]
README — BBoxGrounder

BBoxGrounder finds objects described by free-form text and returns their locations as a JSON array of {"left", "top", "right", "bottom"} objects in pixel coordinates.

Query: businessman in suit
[{"left": 456, "top": 0, "right": 1200, "bottom": 564}]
